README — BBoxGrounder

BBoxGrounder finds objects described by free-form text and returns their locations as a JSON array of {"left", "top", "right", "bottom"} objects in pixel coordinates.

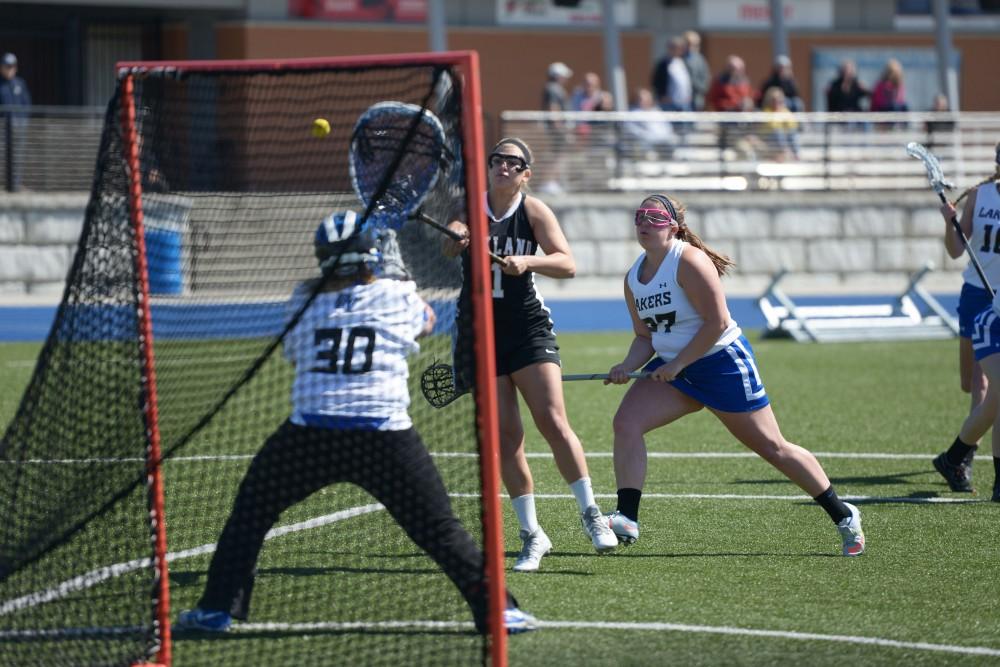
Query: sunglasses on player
[
  {"left": 488, "top": 152, "right": 529, "bottom": 172},
  {"left": 634, "top": 208, "right": 676, "bottom": 227}
]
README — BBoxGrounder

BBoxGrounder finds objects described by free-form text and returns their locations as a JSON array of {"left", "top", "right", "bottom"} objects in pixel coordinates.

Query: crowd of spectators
[{"left": 538, "top": 34, "right": 948, "bottom": 184}]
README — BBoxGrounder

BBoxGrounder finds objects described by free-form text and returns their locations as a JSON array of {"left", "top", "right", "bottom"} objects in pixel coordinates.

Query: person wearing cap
[
  {"left": 0, "top": 52, "right": 31, "bottom": 191},
  {"left": 757, "top": 54, "right": 803, "bottom": 112},
  {"left": 540, "top": 62, "right": 573, "bottom": 193}
]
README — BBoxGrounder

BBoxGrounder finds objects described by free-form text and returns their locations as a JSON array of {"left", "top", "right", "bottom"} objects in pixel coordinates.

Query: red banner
[{"left": 290, "top": 0, "right": 427, "bottom": 22}]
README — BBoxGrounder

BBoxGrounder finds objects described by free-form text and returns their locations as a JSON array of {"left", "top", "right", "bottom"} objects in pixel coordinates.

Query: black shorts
[{"left": 495, "top": 328, "right": 561, "bottom": 376}]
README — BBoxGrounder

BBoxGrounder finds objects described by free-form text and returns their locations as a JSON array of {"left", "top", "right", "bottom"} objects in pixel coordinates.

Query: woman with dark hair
[
  {"left": 932, "top": 144, "right": 1000, "bottom": 499},
  {"left": 602, "top": 194, "right": 866, "bottom": 557},
  {"left": 443, "top": 137, "right": 618, "bottom": 572}
]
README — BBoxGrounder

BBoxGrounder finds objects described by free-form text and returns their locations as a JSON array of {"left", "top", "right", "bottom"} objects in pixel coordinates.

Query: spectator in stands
[
  {"left": 442, "top": 138, "right": 619, "bottom": 572},
  {"left": 571, "top": 71, "right": 614, "bottom": 146},
  {"left": 176, "top": 215, "right": 538, "bottom": 634},
  {"left": 624, "top": 87, "right": 676, "bottom": 159},
  {"left": 931, "top": 146, "right": 1000, "bottom": 502},
  {"left": 925, "top": 93, "right": 956, "bottom": 150},
  {"left": 682, "top": 30, "right": 711, "bottom": 112},
  {"left": 757, "top": 54, "right": 804, "bottom": 112},
  {"left": 870, "top": 58, "right": 909, "bottom": 112},
  {"left": 706, "top": 56, "right": 756, "bottom": 157},
  {"left": 540, "top": 61, "right": 573, "bottom": 194},
  {"left": 571, "top": 71, "right": 613, "bottom": 114},
  {"left": 706, "top": 55, "right": 755, "bottom": 112},
  {"left": 825, "top": 59, "right": 870, "bottom": 112},
  {"left": 0, "top": 52, "right": 31, "bottom": 192},
  {"left": 759, "top": 86, "right": 800, "bottom": 161},
  {"left": 602, "top": 193, "right": 866, "bottom": 557},
  {"left": 651, "top": 37, "right": 693, "bottom": 112}
]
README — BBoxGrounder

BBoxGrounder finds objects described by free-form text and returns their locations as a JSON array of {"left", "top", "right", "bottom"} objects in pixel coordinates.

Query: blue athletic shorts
[
  {"left": 958, "top": 283, "right": 992, "bottom": 338},
  {"left": 971, "top": 307, "right": 1000, "bottom": 362},
  {"left": 644, "top": 335, "right": 770, "bottom": 413}
]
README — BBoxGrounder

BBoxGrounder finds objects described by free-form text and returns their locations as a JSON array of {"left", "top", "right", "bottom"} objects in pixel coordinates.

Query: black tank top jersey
[{"left": 459, "top": 195, "right": 553, "bottom": 340}]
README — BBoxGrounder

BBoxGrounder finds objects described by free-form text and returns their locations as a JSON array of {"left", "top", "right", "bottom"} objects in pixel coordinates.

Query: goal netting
[{"left": 0, "top": 54, "right": 502, "bottom": 667}]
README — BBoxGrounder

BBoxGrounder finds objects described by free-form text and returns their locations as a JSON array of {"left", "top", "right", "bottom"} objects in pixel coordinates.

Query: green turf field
[{"left": 2, "top": 333, "right": 999, "bottom": 666}]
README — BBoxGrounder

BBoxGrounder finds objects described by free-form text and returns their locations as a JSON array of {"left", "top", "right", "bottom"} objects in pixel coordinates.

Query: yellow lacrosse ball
[{"left": 311, "top": 118, "right": 331, "bottom": 138}]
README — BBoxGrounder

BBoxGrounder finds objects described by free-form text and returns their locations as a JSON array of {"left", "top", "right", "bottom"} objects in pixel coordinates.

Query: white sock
[
  {"left": 569, "top": 477, "right": 597, "bottom": 513},
  {"left": 511, "top": 494, "right": 540, "bottom": 534}
]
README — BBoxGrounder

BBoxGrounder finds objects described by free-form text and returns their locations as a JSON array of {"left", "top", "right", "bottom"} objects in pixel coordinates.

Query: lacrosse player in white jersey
[
  {"left": 603, "top": 194, "right": 865, "bottom": 557},
  {"left": 933, "top": 143, "right": 1000, "bottom": 495},
  {"left": 177, "top": 210, "right": 537, "bottom": 634}
]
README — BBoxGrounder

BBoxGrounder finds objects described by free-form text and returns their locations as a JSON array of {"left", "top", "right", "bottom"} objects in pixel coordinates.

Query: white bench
[{"left": 757, "top": 263, "right": 959, "bottom": 343}]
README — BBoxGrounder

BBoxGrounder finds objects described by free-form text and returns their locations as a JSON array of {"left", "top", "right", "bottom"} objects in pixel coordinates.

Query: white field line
[
  {"left": 4, "top": 619, "right": 997, "bottom": 659},
  {"left": 2, "top": 506, "right": 997, "bottom": 658},
  {"left": 2, "top": 359, "right": 36, "bottom": 369},
  {"left": 0, "top": 451, "right": 959, "bottom": 464},
  {"left": 0, "top": 503, "right": 384, "bottom": 617},
  {"left": 448, "top": 492, "right": 983, "bottom": 504}
]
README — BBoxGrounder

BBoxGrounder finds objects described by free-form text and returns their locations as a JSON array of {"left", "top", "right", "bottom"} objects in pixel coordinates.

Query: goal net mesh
[{"left": 0, "top": 59, "right": 490, "bottom": 666}]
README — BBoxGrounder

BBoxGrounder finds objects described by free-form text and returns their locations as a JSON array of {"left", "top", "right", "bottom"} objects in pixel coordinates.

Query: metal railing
[
  {"left": 500, "top": 110, "right": 1000, "bottom": 194},
  {"left": 1, "top": 106, "right": 998, "bottom": 194},
  {"left": 0, "top": 105, "right": 107, "bottom": 192}
]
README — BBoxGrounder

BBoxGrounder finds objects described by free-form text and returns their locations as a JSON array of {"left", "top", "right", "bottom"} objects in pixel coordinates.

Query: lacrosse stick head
[
  {"left": 349, "top": 101, "right": 447, "bottom": 224},
  {"left": 420, "top": 361, "right": 466, "bottom": 409},
  {"left": 906, "top": 141, "right": 948, "bottom": 195}
]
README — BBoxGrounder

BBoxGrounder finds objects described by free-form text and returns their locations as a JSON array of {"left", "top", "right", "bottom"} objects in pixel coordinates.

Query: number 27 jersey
[
  {"left": 283, "top": 279, "right": 425, "bottom": 430},
  {"left": 627, "top": 239, "right": 740, "bottom": 362}
]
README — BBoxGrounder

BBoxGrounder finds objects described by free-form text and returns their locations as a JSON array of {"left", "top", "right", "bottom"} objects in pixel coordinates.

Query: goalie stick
[{"left": 350, "top": 101, "right": 503, "bottom": 265}]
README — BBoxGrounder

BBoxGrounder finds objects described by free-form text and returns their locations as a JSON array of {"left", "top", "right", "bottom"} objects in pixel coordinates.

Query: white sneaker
[
  {"left": 607, "top": 510, "right": 640, "bottom": 544},
  {"left": 513, "top": 528, "right": 552, "bottom": 572},
  {"left": 837, "top": 502, "right": 865, "bottom": 557},
  {"left": 504, "top": 607, "right": 540, "bottom": 634},
  {"left": 581, "top": 505, "right": 617, "bottom": 553}
]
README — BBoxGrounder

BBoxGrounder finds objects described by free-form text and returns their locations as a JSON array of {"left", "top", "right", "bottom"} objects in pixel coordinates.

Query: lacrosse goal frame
[{"left": 116, "top": 51, "right": 504, "bottom": 666}]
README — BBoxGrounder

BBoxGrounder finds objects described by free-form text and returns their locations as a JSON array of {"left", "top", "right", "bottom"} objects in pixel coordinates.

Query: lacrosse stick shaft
[
  {"left": 562, "top": 372, "right": 651, "bottom": 381},
  {"left": 939, "top": 193, "right": 996, "bottom": 298},
  {"left": 413, "top": 212, "right": 505, "bottom": 265}
]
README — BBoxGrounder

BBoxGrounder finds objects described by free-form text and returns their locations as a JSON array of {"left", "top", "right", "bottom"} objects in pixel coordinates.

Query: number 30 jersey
[
  {"left": 283, "top": 279, "right": 426, "bottom": 431},
  {"left": 627, "top": 239, "right": 740, "bottom": 362}
]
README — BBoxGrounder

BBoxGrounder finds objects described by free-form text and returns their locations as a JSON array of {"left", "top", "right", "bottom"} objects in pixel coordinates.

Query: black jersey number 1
[{"left": 312, "top": 326, "right": 376, "bottom": 374}]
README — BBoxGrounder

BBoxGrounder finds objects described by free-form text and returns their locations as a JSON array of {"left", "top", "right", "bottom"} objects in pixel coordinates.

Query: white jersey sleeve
[{"left": 283, "top": 279, "right": 426, "bottom": 430}]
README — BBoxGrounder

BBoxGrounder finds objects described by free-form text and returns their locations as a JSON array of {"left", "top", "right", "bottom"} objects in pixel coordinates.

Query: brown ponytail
[
  {"left": 953, "top": 142, "right": 1000, "bottom": 206},
  {"left": 646, "top": 194, "right": 736, "bottom": 276}
]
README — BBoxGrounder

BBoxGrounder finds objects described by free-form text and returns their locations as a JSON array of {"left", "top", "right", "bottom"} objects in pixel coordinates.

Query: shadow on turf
[
  {"left": 170, "top": 564, "right": 451, "bottom": 588},
  {"left": 731, "top": 469, "right": 930, "bottom": 487}
]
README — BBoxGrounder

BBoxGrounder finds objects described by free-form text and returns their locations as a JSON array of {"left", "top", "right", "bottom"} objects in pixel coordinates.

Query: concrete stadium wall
[{"left": 0, "top": 191, "right": 963, "bottom": 300}]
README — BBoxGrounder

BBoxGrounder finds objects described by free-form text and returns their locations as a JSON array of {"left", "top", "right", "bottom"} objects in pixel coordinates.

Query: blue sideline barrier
[{"left": 0, "top": 294, "right": 960, "bottom": 343}]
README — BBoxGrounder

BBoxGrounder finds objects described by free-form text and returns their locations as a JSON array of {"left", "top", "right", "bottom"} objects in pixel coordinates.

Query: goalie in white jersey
[
  {"left": 602, "top": 194, "right": 866, "bottom": 557},
  {"left": 177, "top": 210, "right": 536, "bottom": 635}
]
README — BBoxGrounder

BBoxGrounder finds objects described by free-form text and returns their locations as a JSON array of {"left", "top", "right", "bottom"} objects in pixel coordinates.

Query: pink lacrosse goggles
[{"left": 634, "top": 208, "right": 676, "bottom": 227}]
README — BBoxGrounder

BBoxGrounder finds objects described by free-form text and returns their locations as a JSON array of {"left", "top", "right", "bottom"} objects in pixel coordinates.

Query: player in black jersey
[{"left": 443, "top": 138, "right": 617, "bottom": 572}]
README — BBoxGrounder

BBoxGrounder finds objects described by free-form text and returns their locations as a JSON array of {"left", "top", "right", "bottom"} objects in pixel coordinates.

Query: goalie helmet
[{"left": 314, "top": 210, "right": 381, "bottom": 278}]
